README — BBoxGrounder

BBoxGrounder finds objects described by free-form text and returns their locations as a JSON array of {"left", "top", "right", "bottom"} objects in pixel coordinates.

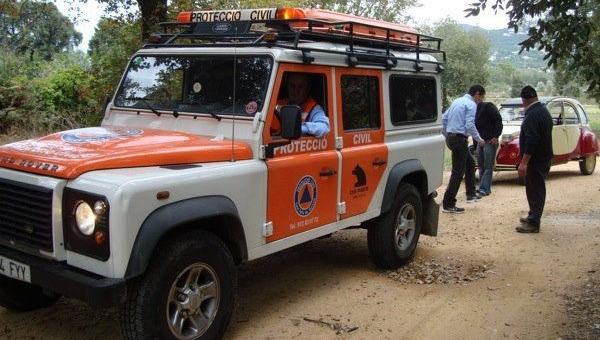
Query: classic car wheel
[
  {"left": 0, "top": 275, "right": 61, "bottom": 311},
  {"left": 367, "top": 183, "right": 422, "bottom": 269},
  {"left": 579, "top": 155, "right": 596, "bottom": 175},
  {"left": 121, "top": 230, "right": 236, "bottom": 340}
]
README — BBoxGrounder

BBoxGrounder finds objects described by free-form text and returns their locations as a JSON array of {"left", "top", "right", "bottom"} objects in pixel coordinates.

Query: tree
[
  {"left": 466, "top": 0, "right": 600, "bottom": 102},
  {"left": 424, "top": 19, "right": 490, "bottom": 106},
  {"left": 88, "top": 18, "right": 142, "bottom": 102},
  {"left": 308, "top": 0, "right": 419, "bottom": 23},
  {"left": 0, "top": 0, "right": 81, "bottom": 60}
]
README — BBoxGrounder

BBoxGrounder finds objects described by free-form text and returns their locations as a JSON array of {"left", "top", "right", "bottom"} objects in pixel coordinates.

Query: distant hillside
[{"left": 462, "top": 25, "right": 547, "bottom": 69}]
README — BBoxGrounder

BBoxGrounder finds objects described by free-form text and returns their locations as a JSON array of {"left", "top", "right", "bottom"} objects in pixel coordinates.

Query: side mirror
[{"left": 279, "top": 105, "right": 302, "bottom": 140}]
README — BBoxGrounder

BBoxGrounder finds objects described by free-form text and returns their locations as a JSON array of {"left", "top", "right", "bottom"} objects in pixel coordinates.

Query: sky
[{"left": 56, "top": 0, "right": 511, "bottom": 51}]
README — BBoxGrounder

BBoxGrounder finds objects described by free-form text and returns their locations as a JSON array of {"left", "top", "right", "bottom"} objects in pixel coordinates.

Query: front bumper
[{"left": 0, "top": 245, "right": 126, "bottom": 308}]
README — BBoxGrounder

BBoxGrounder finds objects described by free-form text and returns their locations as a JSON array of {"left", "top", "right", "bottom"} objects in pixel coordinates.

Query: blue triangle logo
[{"left": 300, "top": 186, "right": 312, "bottom": 204}]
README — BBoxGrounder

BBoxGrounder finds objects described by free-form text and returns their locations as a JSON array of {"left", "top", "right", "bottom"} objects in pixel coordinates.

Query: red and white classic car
[{"left": 496, "top": 96, "right": 599, "bottom": 175}]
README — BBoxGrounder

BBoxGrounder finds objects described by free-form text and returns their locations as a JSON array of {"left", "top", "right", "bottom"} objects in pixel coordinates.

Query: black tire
[
  {"left": 367, "top": 183, "right": 422, "bottom": 269},
  {"left": 120, "top": 230, "right": 237, "bottom": 340},
  {"left": 0, "top": 275, "right": 61, "bottom": 311},
  {"left": 579, "top": 155, "right": 596, "bottom": 175}
]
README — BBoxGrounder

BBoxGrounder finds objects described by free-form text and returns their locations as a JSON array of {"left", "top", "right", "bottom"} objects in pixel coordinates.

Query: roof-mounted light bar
[
  {"left": 177, "top": 8, "right": 278, "bottom": 23},
  {"left": 174, "top": 7, "right": 418, "bottom": 44}
]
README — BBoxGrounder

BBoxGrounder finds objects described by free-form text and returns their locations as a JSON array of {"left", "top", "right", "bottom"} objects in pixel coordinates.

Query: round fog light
[{"left": 75, "top": 202, "right": 96, "bottom": 236}]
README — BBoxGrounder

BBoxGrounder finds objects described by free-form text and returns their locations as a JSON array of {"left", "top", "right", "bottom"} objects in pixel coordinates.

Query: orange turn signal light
[
  {"left": 95, "top": 230, "right": 107, "bottom": 245},
  {"left": 276, "top": 7, "right": 306, "bottom": 20}
]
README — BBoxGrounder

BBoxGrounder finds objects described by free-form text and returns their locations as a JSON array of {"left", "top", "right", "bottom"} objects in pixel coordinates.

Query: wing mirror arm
[{"left": 265, "top": 105, "right": 303, "bottom": 158}]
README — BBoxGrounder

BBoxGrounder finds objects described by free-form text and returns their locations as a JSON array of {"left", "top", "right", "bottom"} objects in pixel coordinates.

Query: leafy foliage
[
  {"left": 466, "top": 0, "right": 600, "bottom": 103},
  {"left": 0, "top": 51, "right": 99, "bottom": 134},
  {"left": 423, "top": 19, "right": 490, "bottom": 106},
  {"left": 0, "top": 0, "right": 81, "bottom": 60},
  {"left": 308, "top": 0, "right": 419, "bottom": 23},
  {"left": 88, "top": 18, "right": 142, "bottom": 102}
]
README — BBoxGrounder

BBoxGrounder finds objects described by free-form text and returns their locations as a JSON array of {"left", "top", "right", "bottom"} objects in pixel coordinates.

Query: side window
[
  {"left": 563, "top": 103, "right": 579, "bottom": 125},
  {"left": 577, "top": 104, "right": 589, "bottom": 124},
  {"left": 341, "top": 75, "right": 380, "bottom": 131},
  {"left": 271, "top": 71, "right": 328, "bottom": 136},
  {"left": 547, "top": 102, "right": 563, "bottom": 125},
  {"left": 276, "top": 72, "right": 327, "bottom": 112},
  {"left": 389, "top": 75, "right": 437, "bottom": 125}
]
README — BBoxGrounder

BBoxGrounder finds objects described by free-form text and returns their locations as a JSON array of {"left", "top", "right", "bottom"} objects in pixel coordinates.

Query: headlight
[
  {"left": 63, "top": 188, "right": 110, "bottom": 261},
  {"left": 75, "top": 201, "right": 96, "bottom": 236}
]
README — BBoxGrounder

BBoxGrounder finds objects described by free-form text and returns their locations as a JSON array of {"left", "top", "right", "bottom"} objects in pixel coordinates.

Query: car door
[
  {"left": 562, "top": 102, "right": 581, "bottom": 154},
  {"left": 262, "top": 64, "right": 338, "bottom": 242},
  {"left": 546, "top": 101, "right": 569, "bottom": 155},
  {"left": 335, "top": 68, "right": 387, "bottom": 220}
]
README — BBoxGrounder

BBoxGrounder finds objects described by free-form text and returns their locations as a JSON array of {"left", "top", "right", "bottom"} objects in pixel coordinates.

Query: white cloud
[{"left": 55, "top": 0, "right": 105, "bottom": 51}]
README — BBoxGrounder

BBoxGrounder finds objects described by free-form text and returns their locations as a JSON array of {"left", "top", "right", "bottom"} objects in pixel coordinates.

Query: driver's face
[{"left": 287, "top": 74, "right": 309, "bottom": 105}]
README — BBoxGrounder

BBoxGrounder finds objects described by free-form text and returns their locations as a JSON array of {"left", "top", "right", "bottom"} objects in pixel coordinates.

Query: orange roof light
[
  {"left": 276, "top": 8, "right": 306, "bottom": 20},
  {"left": 177, "top": 11, "right": 191, "bottom": 23}
]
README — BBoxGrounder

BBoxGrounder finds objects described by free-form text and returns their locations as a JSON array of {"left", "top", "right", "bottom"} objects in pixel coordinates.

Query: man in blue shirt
[{"left": 441, "top": 85, "right": 486, "bottom": 213}]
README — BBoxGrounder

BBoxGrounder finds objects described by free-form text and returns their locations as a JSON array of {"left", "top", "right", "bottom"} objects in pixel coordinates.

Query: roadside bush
[{"left": 0, "top": 51, "right": 103, "bottom": 135}]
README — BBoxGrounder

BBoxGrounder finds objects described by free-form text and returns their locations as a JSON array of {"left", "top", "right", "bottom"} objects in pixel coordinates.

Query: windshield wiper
[
  {"left": 207, "top": 111, "right": 222, "bottom": 121},
  {"left": 126, "top": 97, "right": 162, "bottom": 116}
]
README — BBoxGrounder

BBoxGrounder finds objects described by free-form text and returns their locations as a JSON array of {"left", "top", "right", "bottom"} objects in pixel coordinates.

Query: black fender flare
[
  {"left": 124, "top": 196, "right": 246, "bottom": 279},
  {"left": 381, "top": 159, "right": 427, "bottom": 213}
]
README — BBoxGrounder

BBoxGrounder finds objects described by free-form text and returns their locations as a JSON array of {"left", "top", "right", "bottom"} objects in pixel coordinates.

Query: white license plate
[{"left": 0, "top": 255, "right": 31, "bottom": 283}]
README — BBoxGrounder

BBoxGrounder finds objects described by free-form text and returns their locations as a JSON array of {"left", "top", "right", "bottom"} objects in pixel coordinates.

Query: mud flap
[{"left": 421, "top": 193, "right": 439, "bottom": 236}]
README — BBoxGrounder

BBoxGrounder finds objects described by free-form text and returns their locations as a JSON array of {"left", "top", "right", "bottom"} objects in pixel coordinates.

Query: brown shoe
[
  {"left": 516, "top": 224, "right": 540, "bottom": 233},
  {"left": 519, "top": 217, "right": 529, "bottom": 224}
]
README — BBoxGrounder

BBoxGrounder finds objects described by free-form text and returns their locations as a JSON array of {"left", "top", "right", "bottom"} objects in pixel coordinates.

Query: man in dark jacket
[
  {"left": 517, "top": 86, "right": 553, "bottom": 233},
  {"left": 475, "top": 101, "right": 503, "bottom": 195}
]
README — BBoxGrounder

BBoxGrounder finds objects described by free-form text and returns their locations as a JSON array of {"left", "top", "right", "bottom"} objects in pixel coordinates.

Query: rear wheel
[
  {"left": 0, "top": 275, "right": 61, "bottom": 311},
  {"left": 579, "top": 155, "right": 596, "bottom": 175},
  {"left": 367, "top": 183, "right": 422, "bottom": 269},
  {"left": 120, "top": 230, "right": 236, "bottom": 340}
]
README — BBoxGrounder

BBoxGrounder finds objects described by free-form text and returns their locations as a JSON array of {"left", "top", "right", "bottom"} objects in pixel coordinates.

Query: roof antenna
[{"left": 231, "top": 25, "right": 238, "bottom": 162}]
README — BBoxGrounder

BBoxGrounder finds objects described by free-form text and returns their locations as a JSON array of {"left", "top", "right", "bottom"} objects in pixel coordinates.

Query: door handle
[
  {"left": 372, "top": 160, "right": 387, "bottom": 166},
  {"left": 319, "top": 169, "right": 337, "bottom": 177}
]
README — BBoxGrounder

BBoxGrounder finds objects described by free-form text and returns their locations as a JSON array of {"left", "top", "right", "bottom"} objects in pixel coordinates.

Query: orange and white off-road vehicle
[{"left": 0, "top": 8, "right": 445, "bottom": 340}]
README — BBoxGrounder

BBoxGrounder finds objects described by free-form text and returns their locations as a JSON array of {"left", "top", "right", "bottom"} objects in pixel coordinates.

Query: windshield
[
  {"left": 499, "top": 106, "right": 524, "bottom": 122},
  {"left": 114, "top": 55, "right": 273, "bottom": 117}
]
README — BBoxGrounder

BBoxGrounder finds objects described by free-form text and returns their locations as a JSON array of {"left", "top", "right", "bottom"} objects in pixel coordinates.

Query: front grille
[{"left": 0, "top": 178, "right": 53, "bottom": 252}]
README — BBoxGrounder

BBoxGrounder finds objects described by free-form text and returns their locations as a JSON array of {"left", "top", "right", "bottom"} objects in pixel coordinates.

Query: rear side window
[
  {"left": 563, "top": 103, "right": 579, "bottom": 125},
  {"left": 389, "top": 76, "right": 437, "bottom": 125},
  {"left": 341, "top": 75, "right": 381, "bottom": 131}
]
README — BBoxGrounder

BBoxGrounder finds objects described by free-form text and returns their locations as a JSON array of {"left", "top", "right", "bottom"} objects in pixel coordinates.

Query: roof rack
[{"left": 144, "top": 8, "right": 445, "bottom": 72}]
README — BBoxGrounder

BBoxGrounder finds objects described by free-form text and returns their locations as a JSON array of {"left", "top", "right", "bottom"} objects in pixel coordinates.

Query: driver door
[{"left": 262, "top": 64, "right": 338, "bottom": 242}]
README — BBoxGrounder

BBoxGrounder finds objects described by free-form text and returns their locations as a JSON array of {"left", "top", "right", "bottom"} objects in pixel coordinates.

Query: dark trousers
[
  {"left": 443, "top": 135, "right": 477, "bottom": 208},
  {"left": 525, "top": 161, "right": 551, "bottom": 227}
]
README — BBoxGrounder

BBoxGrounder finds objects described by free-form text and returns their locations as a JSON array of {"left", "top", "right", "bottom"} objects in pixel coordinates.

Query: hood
[
  {"left": 0, "top": 126, "right": 252, "bottom": 179},
  {"left": 501, "top": 123, "right": 522, "bottom": 137}
]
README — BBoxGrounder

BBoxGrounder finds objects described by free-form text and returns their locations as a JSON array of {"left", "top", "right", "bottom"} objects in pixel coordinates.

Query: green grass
[{"left": 584, "top": 105, "right": 600, "bottom": 136}]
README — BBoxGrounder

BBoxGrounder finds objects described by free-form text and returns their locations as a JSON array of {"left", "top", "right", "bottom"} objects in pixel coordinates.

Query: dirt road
[{"left": 1, "top": 162, "right": 599, "bottom": 340}]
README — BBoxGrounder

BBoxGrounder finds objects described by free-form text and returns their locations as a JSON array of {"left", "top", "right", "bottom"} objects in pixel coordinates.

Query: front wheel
[
  {"left": 579, "top": 155, "right": 596, "bottom": 175},
  {"left": 120, "top": 230, "right": 236, "bottom": 340},
  {"left": 367, "top": 183, "right": 422, "bottom": 269}
]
